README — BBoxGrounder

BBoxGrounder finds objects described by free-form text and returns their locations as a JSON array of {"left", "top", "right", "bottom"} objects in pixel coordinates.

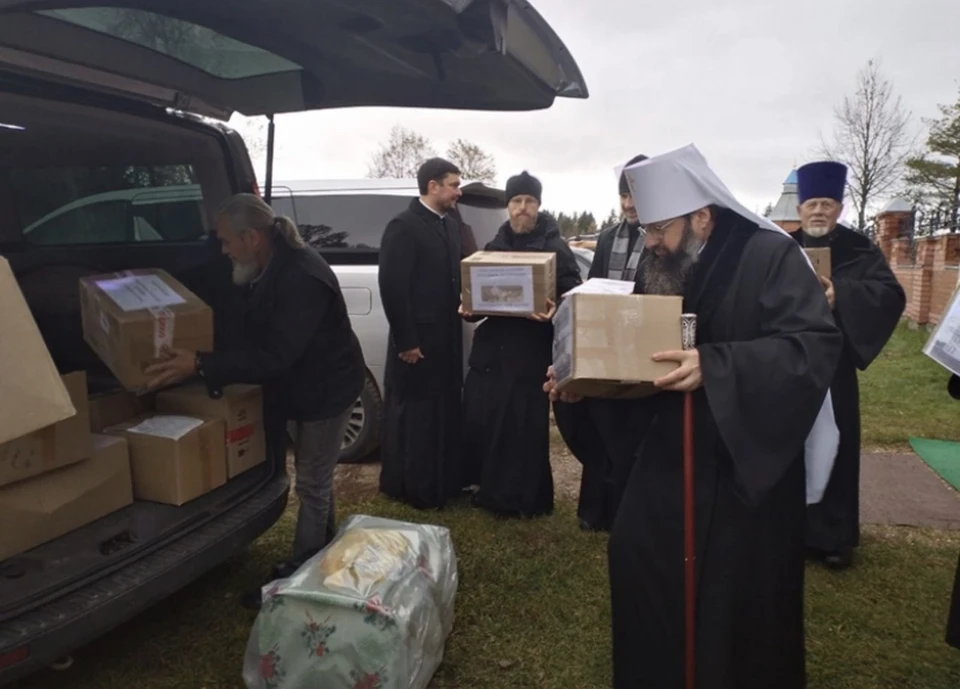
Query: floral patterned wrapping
[{"left": 242, "top": 515, "right": 458, "bottom": 689}]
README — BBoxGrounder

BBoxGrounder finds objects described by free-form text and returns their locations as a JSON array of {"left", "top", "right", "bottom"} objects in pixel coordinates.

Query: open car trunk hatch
[{"left": 0, "top": 0, "right": 588, "bottom": 119}]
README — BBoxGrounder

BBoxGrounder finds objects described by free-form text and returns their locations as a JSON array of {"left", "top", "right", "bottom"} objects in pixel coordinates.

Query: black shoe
[{"left": 823, "top": 548, "right": 853, "bottom": 570}]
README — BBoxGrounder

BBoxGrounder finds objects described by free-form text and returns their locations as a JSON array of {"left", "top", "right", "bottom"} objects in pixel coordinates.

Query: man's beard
[
  {"left": 803, "top": 223, "right": 834, "bottom": 238},
  {"left": 232, "top": 260, "right": 261, "bottom": 285},
  {"left": 641, "top": 220, "right": 703, "bottom": 296},
  {"left": 510, "top": 214, "right": 537, "bottom": 234}
]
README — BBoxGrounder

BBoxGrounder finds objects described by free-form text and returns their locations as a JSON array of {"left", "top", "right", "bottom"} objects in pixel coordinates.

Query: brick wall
[{"left": 877, "top": 210, "right": 959, "bottom": 325}]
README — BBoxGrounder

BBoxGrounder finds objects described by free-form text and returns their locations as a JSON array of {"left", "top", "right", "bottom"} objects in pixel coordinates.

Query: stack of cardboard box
[{"left": 0, "top": 258, "right": 134, "bottom": 561}]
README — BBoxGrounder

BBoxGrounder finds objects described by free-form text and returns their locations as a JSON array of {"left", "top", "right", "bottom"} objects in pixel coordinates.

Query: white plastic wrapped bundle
[{"left": 242, "top": 515, "right": 458, "bottom": 689}]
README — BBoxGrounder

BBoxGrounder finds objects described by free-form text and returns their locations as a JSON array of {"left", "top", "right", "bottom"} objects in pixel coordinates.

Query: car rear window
[{"left": 9, "top": 166, "right": 208, "bottom": 246}]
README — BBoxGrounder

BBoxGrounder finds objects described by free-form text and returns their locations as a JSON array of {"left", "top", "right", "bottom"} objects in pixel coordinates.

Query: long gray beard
[
  {"left": 641, "top": 222, "right": 703, "bottom": 296},
  {"left": 232, "top": 260, "right": 260, "bottom": 285},
  {"left": 803, "top": 224, "right": 833, "bottom": 238}
]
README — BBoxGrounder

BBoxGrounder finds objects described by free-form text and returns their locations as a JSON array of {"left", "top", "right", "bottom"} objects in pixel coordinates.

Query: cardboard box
[
  {"left": 0, "top": 371, "right": 93, "bottom": 488},
  {"left": 89, "top": 389, "right": 154, "bottom": 433},
  {"left": 79, "top": 269, "right": 214, "bottom": 392},
  {"left": 106, "top": 414, "right": 227, "bottom": 506},
  {"left": 552, "top": 293, "right": 683, "bottom": 398},
  {"left": 0, "top": 257, "right": 76, "bottom": 445},
  {"left": 804, "top": 248, "right": 832, "bottom": 280},
  {"left": 461, "top": 251, "right": 556, "bottom": 317},
  {"left": 156, "top": 384, "right": 266, "bottom": 478},
  {"left": 0, "top": 434, "right": 133, "bottom": 562}
]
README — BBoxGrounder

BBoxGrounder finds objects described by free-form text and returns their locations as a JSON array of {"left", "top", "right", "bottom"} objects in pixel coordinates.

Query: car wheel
[
  {"left": 285, "top": 371, "right": 382, "bottom": 464},
  {"left": 338, "top": 372, "right": 382, "bottom": 464}
]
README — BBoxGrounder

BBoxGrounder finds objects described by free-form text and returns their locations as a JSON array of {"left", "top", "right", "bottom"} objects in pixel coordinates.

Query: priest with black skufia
[
  {"left": 377, "top": 158, "right": 468, "bottom": 510},
  {"left": 460, "top": 171, "right": 582, "bottom": 518},
  {"left": 553, "top": 153, "right": 653, "bottom": 532},
  {"left": 791, "top": 160, "right": 906, "bottom": 570},
  {"left": 546, "top": 144, "right": 843, "bottom": 689}
]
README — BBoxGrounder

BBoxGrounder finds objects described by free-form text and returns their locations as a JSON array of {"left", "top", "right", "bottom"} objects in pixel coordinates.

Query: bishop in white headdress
[{"left": 603, "top": 144, "right": 844, "bottom": 689}]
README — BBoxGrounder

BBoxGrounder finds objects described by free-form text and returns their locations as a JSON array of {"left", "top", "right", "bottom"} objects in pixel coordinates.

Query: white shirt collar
[{"left": 420, "top": 198, "right": 446, "bottom": 219}]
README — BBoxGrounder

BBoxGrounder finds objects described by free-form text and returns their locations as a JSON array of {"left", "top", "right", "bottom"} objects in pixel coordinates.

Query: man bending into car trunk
[{"left": 145, "top": 193, "right": 366, "bottom": 609}]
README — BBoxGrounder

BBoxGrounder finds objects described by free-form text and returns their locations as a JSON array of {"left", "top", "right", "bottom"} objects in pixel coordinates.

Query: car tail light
[{"left": 0, "top": 645, "right": 30, "bottom": 670}]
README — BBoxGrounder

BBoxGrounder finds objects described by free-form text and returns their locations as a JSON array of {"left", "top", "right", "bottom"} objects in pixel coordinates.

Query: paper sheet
[
  {"left": 562, "top": 277, "right": 635, "bottom": 297},
  {"left": 127, "top": 415, "right": 204, "bottom": 440},
  {"left": 96, "top": 274, "right": 186, "bottom": 312},
  {"left": 551, "top": 298, "right": 574, "bottom": 385},
  {"left": 469, "top": 265, "right": 535, "bottom": 313},
  {"left": 923, "top": 287, "right": 960, "bottom": 376}
]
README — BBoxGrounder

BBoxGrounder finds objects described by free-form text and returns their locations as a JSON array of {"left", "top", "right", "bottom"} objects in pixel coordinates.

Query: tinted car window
[
  {"left": 10, "top": 166, "right": 208, "bottom": 246},
  {"left": 279, "top": 191, "right": 507, "bottom": 263}
]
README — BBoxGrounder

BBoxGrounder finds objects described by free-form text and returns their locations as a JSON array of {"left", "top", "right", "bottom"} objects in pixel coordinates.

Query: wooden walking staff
[{"left": 680, "top": 312, "right": 698, "bottom": 689}]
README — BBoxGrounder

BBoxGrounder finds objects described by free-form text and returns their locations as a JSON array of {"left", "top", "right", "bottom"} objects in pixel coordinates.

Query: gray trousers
[{"left": 291, "top": 407, "right": 352, "bottom": 562}]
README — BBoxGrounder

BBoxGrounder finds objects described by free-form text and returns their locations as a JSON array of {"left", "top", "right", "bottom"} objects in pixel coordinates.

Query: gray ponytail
[{"left": 216, "top": 193, "right": 304, "bottom": 249}]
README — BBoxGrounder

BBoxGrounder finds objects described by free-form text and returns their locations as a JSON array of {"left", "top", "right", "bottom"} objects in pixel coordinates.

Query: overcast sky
[{"left": 234, "top": 0, "right": 960, "bottom": 222}]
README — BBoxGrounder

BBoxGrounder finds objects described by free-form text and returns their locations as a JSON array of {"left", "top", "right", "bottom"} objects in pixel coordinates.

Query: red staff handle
[{"left": 680, "top": 313, "right": 698, "bottom": 689}]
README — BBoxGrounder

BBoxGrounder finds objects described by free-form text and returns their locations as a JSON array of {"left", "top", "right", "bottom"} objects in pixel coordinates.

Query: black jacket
[
  {"left": 199, "top": 241, "right": 366, "bottom": 421},
  {"left": 466, "top": 212, "right": 582, "bottom": 377}
]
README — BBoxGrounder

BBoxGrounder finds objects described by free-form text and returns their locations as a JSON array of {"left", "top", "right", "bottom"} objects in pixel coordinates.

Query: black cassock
[
  {"left": 553, "top": 223, "right": 650, "bottom": 531},
  {"left": 947, "top": 374, "right": 960, "bottom": 650},
  {"left": 608, "top": 211, "right": 842, "bottom": 689},
  {"left": 460, "top": 213, "right": 582, "bottom": 517},
  {"left": 377, "top": 199, "right": 466, "bottom": 509},
  {"left": 792, "top": 226, "right": 905, "bottom": 557}
]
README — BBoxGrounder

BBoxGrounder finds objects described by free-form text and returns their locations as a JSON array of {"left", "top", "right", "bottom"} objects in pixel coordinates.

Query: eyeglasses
[{"left": 646, "top": 216, "right": 682, "bottom": 234}]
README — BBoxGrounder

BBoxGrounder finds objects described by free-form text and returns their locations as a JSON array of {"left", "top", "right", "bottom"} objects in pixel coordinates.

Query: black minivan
[{"left": 0, "top": 2, "right": 587, "bottom": 684}]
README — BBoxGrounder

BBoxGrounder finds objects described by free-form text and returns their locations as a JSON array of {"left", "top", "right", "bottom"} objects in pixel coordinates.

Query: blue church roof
[{"left": 784, "top": 169, "right": 798, "bottom": 185}]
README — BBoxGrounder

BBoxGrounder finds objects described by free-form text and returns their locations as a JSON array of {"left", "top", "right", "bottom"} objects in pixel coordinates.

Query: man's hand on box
[
  {"left": 543, "top": 364, "right": 582, "bottom": 403},
  {"left": 651, "top": 348, "right": 702, "bottom": 392},
  {"left": 527, "top": 298, "right": 557, "bottom": 323},
  {"left": 144, "top": 347, "right": 197, "bottom": 389}
]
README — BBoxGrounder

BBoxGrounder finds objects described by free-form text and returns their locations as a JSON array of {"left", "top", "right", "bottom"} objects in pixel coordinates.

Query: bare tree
[
  {"left": 446, "top": 138, "right": 497, "bottom": 183},
  {"left": 232, "top": 115, "right": 268, "bottom": 160},
  {"left": 366, "top": 126, "right": 437, "bottom": 179},
  {"left": 820, "top": 59, "right": 914, "bottom": 231}
]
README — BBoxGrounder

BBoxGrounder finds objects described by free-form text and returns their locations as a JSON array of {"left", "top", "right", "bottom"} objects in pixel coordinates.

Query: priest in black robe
[
  {"left": 791, "top": 160, "right": 906, "bottom": 570},
  {"left": 460, "top": 172, "right": 582, "bottom": 517},
  {"left": 553, "top": 153, "right": 651, "bottom": 532},
  {"left": 947, "top": 373, "right": 960, "bottom": 650},
  {"left": 377, "top": 157, "right": 467, "bottom": 509},
  {"left": 546, "top": 144, "right": 843, "bottom": 689}
]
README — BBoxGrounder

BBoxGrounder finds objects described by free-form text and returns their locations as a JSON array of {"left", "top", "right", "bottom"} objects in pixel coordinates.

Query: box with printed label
[
  {"left": 156, "top": 383, "right": 266, "bottom": 478},
  {"left": 105, "top": 414, "right": 227, "bottom": 506},
  {"left": 0, "top": 434, "right": 133, "bottom": 562},
  {"left": 0, "top": 257, "right": 76, "bottom": 446},
  {"left": 79, "top": 269, "right": 214, "bottom": 392},
  {"left": 803, "top": 248, "right": 831, "bottom": 280},
  {"left": 0, "top": 371, "right": 93, "bottom": 488},
  {"left": 460, "top": 251, "right": 556, "bottom": 317},
  {"left": 552, "top": 293, "right": 683, "bottom": 398}
]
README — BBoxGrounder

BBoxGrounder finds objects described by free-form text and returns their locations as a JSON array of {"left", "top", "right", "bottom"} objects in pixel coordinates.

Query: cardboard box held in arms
[
  {"left": 0, "top": 371, "right": 93, "bottom": 488},
  {"left": 552, "top": 293, "right": 684, "bottom": 398},
  {"left": 156, "top": 383, "right": 266, "bottom": 479},
  {"left": 804, "top": 248, "right": 831, "bottom": 280},
  {"left": 461, "top": 251, "right": 556, "bottom": 317},
  {"left": 0, "top": 257, "right": 76, "bottom": 446},
  {"left": 79, "top": 269, "right": 214, "bottom": 392}
]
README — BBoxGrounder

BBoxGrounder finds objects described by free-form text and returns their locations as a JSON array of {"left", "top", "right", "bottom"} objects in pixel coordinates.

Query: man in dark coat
[
  {"left": 555, "top": 153, "right": 651, "bottom": 532},
  {"left": 377, "top": 157, "right": 467, "bottom": 509},
  {"left": 459, "top": 171, "right": 582, "bottom": 517},
  {"left": 791, "top": 161, "right": 906, "bottom": 570},
  {"left": 144, "top": 193, "right": 366, "bottom": 604},
  {"left": 546, "top": 144, "right": 842, "bottom": 689}
]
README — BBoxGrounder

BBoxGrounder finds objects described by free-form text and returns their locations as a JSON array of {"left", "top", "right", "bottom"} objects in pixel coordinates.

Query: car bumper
[{"left": 0, "top": 472, "right": 289, "bottom": 685}]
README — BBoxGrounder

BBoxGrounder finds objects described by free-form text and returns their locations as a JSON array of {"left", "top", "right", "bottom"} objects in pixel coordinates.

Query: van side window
[
  {"left": 291, "top": 194, "right": 410, "bottom": 252},
  {"left": 10, "top": 164, "right": 208, "bottom": 246}
]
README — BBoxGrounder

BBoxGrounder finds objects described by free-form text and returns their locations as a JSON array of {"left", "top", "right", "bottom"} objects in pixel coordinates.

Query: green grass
[
  {"left": 859, "top": 324, "right": 960, "bottom": 450},
  {"left": 11, "top": 495, "right": 960, "bottom": 689}
]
